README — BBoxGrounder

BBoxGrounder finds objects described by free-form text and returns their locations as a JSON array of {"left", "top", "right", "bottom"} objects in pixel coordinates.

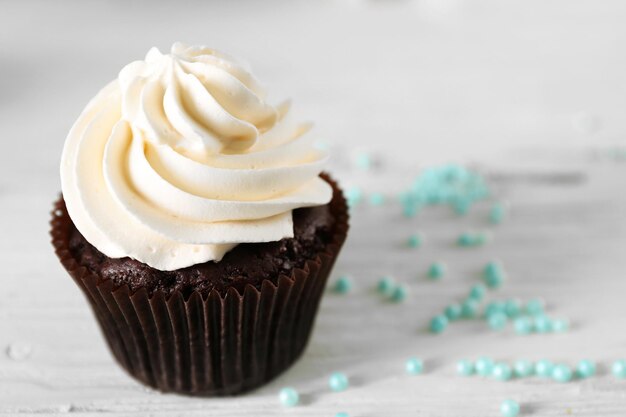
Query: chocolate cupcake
[{"left": 51, "top": 43, "right": 348, "bottom": 396}]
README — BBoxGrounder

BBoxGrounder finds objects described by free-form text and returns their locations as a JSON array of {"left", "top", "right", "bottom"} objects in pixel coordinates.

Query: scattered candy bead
[
  {"left": 500, "top": 399, "right": 520, "bottom": 417},
  {"left": 390, "top": 285, "right": 408, "bottom": 303},
  {"left": 329, "top": 372, "right": 349, "bottom": 392},
  {"left": 525, "top": 299, "right": 545, "bottom": 316},
  {"left": 551, "top": 364, "right": 573, "bottom": 383},
  {"left": 428, "top": 262, "right": 446, "bottom": 280},
  {"left": 332, "top": 276, "right": 352, "bottom": 294},
  {"left": 377, "top": 276, "right": 395, "bottom": 296},
  {"left": 535, "top": 359, "right": 554, "bottom": 377},
  {"left": 279, "top": 387, "right": 299, "bottom": 407},
  {"left": 475, "top": 357, "right": 495, "bottom": 376},
  {"left": 489, "top": 202, "right": 506, "bottom": 224},
  {"left": 368, "top": 192, "right": 385, "bottom": 206},
  {"left": 469, "top": 284, "right": 487, "bottom": 301},
  {"left": 551, "top": 318, "right": 570, "bottom": 333},
  {"left": 492, "top": 363, "right": 513, "bottom": 381},
  {"left": 533, "top": 315, "right": 552, "bottom": 333},
  {"left": 457, "top": 359, "right": 474, "bottom": 376},
  {"left": 484, "top": 301, "right": 506, "bottom": 318},
  {"left": 451, "top": 197, "right": 471, "bottom": 216},
  {"left": 407, "top": 234, "right": 423, "bottom": 248},
  {"left": 513, "top": 360, "right": 534, "bottom": 378},
  {"left": 335, "top": 413, "right": 349, "bottom": 417},
  {"left": 576, "top": 359, "right": 596, "bottom": 378},
  {"left": 612, "top": 360, "right": 626, "bottom": 378},
  {"left": 488, "top": 312, "right": 508, "bottom": 331},
  {"left": 405, "top": 357, "right": 425, "bottom": 375},
  {"left": 483, "top": 262, "right": 505, "bottom": 289},
  {"left": 345, "top": 187, "right": 363, "bottom": 208},
  {"left": 457, "top": 232, "right": 487, "bottom": 247},
  {"left": 461, "top": 299, "right": 479, "bottom": 319},
  {"left": 504, "top": 299, "right": 522, "bottom": 318},
  {"left": 444, "top": 304, "right": 463, "bottom": 321},
  {"left": 429, "top": 315, "right": 449, "bottom": 334},
  {"left": 514, "top": 317, "right": 534, "bottom": 335},
  {"left": 355, "top": 152, "right": 372, "bottom": 170}
]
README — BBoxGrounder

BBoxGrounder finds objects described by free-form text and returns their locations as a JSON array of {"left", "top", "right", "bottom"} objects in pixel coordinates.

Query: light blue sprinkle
[
  {"left": 488, "top": 312, "right": 508, "bottom": 331},
  {"left": 500, "top": 399, "right": 520, "bottom": 417},
  {"left": 552, "top": 364, "right": 573, "bottom": 383},
  {"left": 405, "top": 357, "right": 425, "bottom": 375},
  {"left": 489, "top": 202, "right": 506, "bottom": 224},
  {"left": 551, "top": 318, "right": 570, "bottom": 333},
  {"left": 390, "top": 285, "right": 408, "bottom": 303},
  {"left": 407, "top": 234, "right": 423, "bottom": 248},
  {"left": 525, "top": 298, "right": 545, "bottom": 316},
  {"left": 533, "top": 315, "right": 552, "bottom": 333},
  {"left": 332, "top": 276, "right": 352, "bottom": 294},
  {"left": 345, "top": 187, "right": 363, "bottom": 208},
  {"left": 403, "top": 203, "right": 420, "bottom": 218},
  {"left": 451, "top": 197, "right": 471, "bottom": 216},
  {"left": 483, "top": 262, "right": 505, "bottom": 289},
  {"left": 484, "top": 301, "right": 506, "bottom": 318},
  {"left": 279, "top": 387, "right": 299, "bottom": 407},
  {"left": 444, "top": 304, "right": 463, "bottom": 321},
  {"left": 612, "top": 360, "right": 626, "bottom": 378},
  {"left": 329, "top": 372, "right": 349, "bottom": 392},
  {"left": 535, "top": 359, "right": 554, "bottom": 377},
  {"left": 428, "top": 262, "right": 446, "bottom": 280},
  {"left": 429, "top": 315, "right": 449, "bottom": 334},
  {"left": 513, "top": 360, "right": 534, "bottom": 378},
  {"left": 514, "top": 317, "right": 534, "bottom": 335},
  {"left": 492, "top": 363, "right": 513, "bottom": 381},
  {"left": 504, "top": 299, "right": 522, "bottom": 318},
  {"left": 576, "top": 359, "right": 596, "bottom": 378},
  {"left": 355, "top": 152, "right": 372, "bottom": 170},
  {"left": 461, "top": 299, "right": 479, "bottom": 319},
  {"left": 369, "top": 192, "right": 385, "bottom": 206},
  {"left": 457, "top": 359, "right": 475, "bottom": 376},
  {"left": 457, "top": 232, "right": 478, "bottom": 247},
  {"left": 377, "top": 276, "right": 395, "bottom": 296},
  {"left": 469, "top": 284, "right": 487, "bottom": 301},
  {"left": 335, "top": 413, "right": 349, "bottom": 417},
  {"left": 475, "top": 357, "right": 494, "bottom": 376}
]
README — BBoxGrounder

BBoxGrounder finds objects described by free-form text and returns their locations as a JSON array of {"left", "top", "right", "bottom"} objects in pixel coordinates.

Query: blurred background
[{"left": 1, "top": 0, "right": 625, "bottom": 184}]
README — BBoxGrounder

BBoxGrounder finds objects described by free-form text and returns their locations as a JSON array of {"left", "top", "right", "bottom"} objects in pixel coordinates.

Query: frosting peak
[{"left": 61, "top": 43, "right": 332, "bottom": 270}]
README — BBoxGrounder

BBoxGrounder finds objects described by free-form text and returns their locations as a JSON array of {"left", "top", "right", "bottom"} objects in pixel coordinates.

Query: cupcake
[{"left": 51, "top": 42, "right": 348, "bottom": 396}]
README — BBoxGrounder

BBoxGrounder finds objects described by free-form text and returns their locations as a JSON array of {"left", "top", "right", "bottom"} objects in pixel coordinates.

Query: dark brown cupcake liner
[{"left": 50, "top": 174, "right": 348, "bottom": 396}]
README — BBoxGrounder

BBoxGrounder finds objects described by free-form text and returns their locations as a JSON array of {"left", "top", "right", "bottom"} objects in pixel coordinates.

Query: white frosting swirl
[{"left": 60, "top": 43, "right": 332, "bottom": 271}]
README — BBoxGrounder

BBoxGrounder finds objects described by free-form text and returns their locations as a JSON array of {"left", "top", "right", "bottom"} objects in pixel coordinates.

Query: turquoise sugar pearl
[
  {"left": 514, "top": 360, "right": 534, "bottom": 378},
  {"left": 335, "top": 413, "right": 349, "bottom": 417},
  {"left": 377, "top": 276, "right": 395, "bottom": 296},
  {"left": 405, "top": 357, "right": 425, "bottom": 375},
  {"left": 504, "top": 299, "right": 522, "bottom": 318},
  {"left": 279, "top": 387, "right": 299, "bottom": 407},
  {"left": 533, "top": 315, "right": 552, "bottom": 333},
  {"left": 457, "top": 359, "right": 475, "bottom": 376},
  {"left": 484, "top": 301, "right": 506, "bottom": 318},
  {"left": 514, "top": 317, "right": 534, "bottom": 335},
  {"left": 403, "top": 203, "right": 420, "bottom": 218},
  {"left": 428, "top": 262, "right": 446, "bottom": 280},
  {"left": 535, "top": 359, "right": 554, "bottom": 377},
  {"left": 332, "top": 276, "right": 352, "bottom": 294},
  {"left": 500, "top": 399, "right": 520, "bottom": 417},
  {"left": 492, "top": 363, "right": 513, "bottom": 381},
  {"left": 483, "top": 262, "right": 505, "bottom": 289},
  {"left": 469, "top": 284, "right": 487, "bottom": 301},
  {"left": 452, "top": 198, "right": 471, "bottom": 216},
  {"left": 488, "top": 312, "right": 508, "bottom": 331},
  {"left": 390, "top": 285, "right": 408, "bottom": 303},
  {"left": 489, "top": 203, "right": 506, "bottom": 224},
  {"left": 552, "top": 364, "right": 573, "bottom": 383},
  {"left": 551, "top": 318, "right": 570, "bottom": 333},
  {"left": 369, "top": 192, "right": 385, "bottom": 206},
  {"left": 461, "top": 299, "right": 479, "bottom": 319},
  {"left": 576, "top": 359, "right": 596, "bottom": 378},
  {"left": 457, "top": 232, "right": 478, "bottom": 247},
  {"left": 407, "top": 234, "right": 423, "bottom": 248},
  {"left": 329, "top": 372, "right": 349, "bottom": 392},
  {"left": 525, "top": 298, "right": 545, "bottom": 316},
  {"left": 475, "top": 357, "right": 495, "bottom": 376},
  {"left": 355, "top": 152, "right": 371, "bottom": 170},
  {"left": 429, "top": 315, "right": 449, "bottom": 334},
  {"left": 612, "top": 360, "right": 626, "bottom": 378},
  {"left": 444, "top": 304, "right": 463, "bottom": 321},
  {"left": 345, "top": 187, "right": 363, "bottom": 208}
]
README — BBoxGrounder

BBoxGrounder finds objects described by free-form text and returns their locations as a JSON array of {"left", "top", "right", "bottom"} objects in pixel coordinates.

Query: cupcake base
[{"left": 50, "top": 174, "right": 348, "bottom": 396}]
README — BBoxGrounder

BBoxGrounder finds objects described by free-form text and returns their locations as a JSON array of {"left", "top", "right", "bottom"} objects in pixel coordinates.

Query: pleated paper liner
[{"left": 50, "top": 174, "right": 348, "bottom": 396}]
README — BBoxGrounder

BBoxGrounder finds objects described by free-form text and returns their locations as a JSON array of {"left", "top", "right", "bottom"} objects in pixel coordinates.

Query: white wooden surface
[{"left": 2, "top": 1, "right": 626, "bottom": 416}]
